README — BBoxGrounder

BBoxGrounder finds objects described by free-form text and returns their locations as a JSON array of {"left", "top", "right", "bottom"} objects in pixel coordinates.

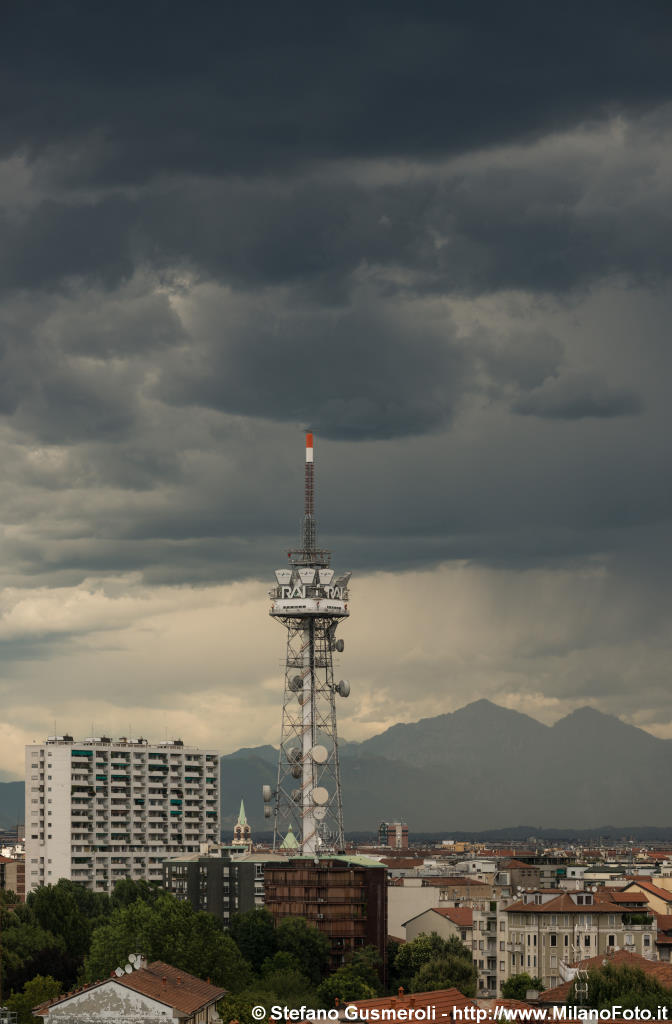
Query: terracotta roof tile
[
  {"left": 625, "top": 881, "right": 672, "bottom": 903},
  {"left": 346, "top": 987, "right": 476, "bottom": 1021},
  {"left": 504, "top": 893, "right": 622, "bottom": 914},
  {"left": 34, "top": 960, "right": 226, "bottom": 1017},
  {"left": 432, "top": 907, "right": 474, "bottom": 927}
]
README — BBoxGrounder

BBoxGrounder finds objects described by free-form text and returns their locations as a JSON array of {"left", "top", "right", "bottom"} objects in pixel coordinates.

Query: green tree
[
  {"left": 84, "top": 893, "right": 254, "bottom": 991},
  {"left": 275, "top": 917, "right": 330, "bottom": 986},
  {"left": 393, "top": 932, "right": 472, "bottom": 992},
  {"left": 111, "top": 878, "right": 161, "bottom": 908},
  {"left": 346, "top": 946, "right": 383, "bottom": 991},
  {"left": 218, "top": 987, "right": 284, "bottom": 1024},
  {"left": 501, "top": 974, "right": 545, "bottom": 999},
  {"left": 570, "top": 964, "right": 672, "bottom": 1014},
  {"left": 27, "top": 880, "right": 110, "bottom": 985},
  {"left": 5, "top": 974, "right": 62, "bottom": 1024},
  {"left": 317, "top": 967, "right": 377, "bottom": 1006},
  {"left": 0, "top": 910, "right": 68, "bottom": 998},
  {"left": 260, "top": 951, "right": 312, "bottom": 1000},
  {"left": 410, "top": 954, "right": 477, "bottom": 996},
  {"left": 229, "top": 908, "right": 278, "bottom": 971}
]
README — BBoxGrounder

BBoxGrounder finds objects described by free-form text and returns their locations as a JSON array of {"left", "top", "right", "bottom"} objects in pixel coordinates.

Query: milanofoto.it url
[{"left": 255, "top": 1007, "right": 672, "bottom": 1022}]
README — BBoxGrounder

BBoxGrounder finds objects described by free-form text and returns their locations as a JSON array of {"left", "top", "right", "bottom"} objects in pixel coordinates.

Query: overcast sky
[{"left": 1, "top": 1, "right": 672, "bottom": 780}]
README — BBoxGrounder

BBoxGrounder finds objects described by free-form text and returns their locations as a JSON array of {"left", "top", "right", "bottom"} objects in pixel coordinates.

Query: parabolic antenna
[
  {"left": 264, "top": 805, "right": 271, "bottom": 818},
  {"left": 314, "top": 806, "right": 327, "bottom": 820},
  {"left": 311, "top": 786, "right": 329, "bottom": 806},
  {"left": 291, "top": 789, "right": 302, "bottom": 803},
  {"left": 124, "top": 964, "right": 133, "bottom": 974},
  {"left": 310, "top": 745, "right": 328, "bottom": 764},
  {"left": 335, "top": 639, "right": 344, "bottom": 653},
  {"left": 114, "top": 968, "right": 124, "bottom": 978},
  {"left": 289, "top": 675, "right": 303, "bottom": 692},
  {"left": 337, "top": 679, "right": 350, "bottom": 698},
  {"left": 262, "top": 785, "right": 272, "bottom": 803}
]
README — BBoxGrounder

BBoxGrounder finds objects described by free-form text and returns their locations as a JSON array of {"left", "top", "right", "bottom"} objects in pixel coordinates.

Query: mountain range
[{"left": 3, "top": 701, "right": 670, "bottom": 833}]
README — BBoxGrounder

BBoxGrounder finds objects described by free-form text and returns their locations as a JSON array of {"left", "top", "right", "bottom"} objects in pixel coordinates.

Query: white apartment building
[{"left": 25, "top": 735, "right": 219, "bottom": 893}]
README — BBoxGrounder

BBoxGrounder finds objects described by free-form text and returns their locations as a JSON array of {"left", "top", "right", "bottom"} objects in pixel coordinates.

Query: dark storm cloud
[
  {"left": 3, "top": 1, "right": 671, "bottom": 183},
  {"left": 513, "top": 372, "right": 644, "bottom": 420}
]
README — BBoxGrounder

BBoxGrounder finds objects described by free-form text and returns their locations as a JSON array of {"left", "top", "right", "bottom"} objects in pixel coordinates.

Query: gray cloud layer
[{"left": 0, "top": 0, "right": 671, "bottom": 764}]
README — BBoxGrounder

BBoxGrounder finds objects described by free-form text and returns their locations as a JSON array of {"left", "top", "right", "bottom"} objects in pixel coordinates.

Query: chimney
[
  {"left": 162, "top": 977, "right": 167, "bottom": 988},
  {"left": 398, "top": 987, "right": 404, "bottom": 997}
]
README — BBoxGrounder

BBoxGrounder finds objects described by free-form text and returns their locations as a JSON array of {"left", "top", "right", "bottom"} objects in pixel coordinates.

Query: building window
[
  {"left": 550, "top": 934, "right": 557, "bottom": 947},
  {"left": 584, "top": 936, "right": 590, "bottom": 947},
  {"left": 644, "top": 935, "right": 651, "bottom": 948},
  {"left": 608, "top": 915, "right": 616, "bottom": 927}
]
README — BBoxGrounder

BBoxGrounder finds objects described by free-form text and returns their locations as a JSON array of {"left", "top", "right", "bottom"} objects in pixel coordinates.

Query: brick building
[{"left": 264, "top": 855, "right": 387, "bottom": 975}]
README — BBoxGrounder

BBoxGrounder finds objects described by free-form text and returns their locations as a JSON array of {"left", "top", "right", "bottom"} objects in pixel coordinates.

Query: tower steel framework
[{"left": 263, "top": 434, "right": 350, "bottom": 855}]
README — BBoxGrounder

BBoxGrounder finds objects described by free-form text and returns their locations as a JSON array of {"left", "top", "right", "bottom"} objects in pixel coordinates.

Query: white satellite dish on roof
[
  {"left": 114, "top": 968, "right": 124, "bottom": 978},
  {"left": 124, "top": 964, "right": 133, "bottom": 974}
]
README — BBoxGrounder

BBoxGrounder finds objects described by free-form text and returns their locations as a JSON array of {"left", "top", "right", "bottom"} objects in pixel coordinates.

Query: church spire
[{"left": 232, "top": 798, "right": 252, "bottom": 848}]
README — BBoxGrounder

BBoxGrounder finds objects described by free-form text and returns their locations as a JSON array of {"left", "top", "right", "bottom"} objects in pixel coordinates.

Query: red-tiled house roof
[
  {"left": 34, "top": 961, "right": 226, "bottom": 1018},
  {"left": 345, "top": 987, "right": 476, "bottom": 1022}
]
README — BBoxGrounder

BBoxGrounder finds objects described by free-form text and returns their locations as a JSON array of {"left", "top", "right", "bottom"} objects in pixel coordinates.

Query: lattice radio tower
[{"left": 262, "top": 434, "right": 351, "bottom": 854}]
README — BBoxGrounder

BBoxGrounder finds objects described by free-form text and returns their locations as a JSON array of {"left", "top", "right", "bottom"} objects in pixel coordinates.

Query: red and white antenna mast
[{"left": 263, "top": 434, "right": 351, "bottom": 855}]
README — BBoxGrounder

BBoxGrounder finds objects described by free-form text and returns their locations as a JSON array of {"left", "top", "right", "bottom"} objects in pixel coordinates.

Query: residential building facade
[
  {"left": 264, "top": 855, "right": 388, "bottom": 975},
  {"left": 501, "top": 890, "right": 656, "bottom": 991},
  {"left": 25, "top": 736, "right": 219, "bottom": 893}
]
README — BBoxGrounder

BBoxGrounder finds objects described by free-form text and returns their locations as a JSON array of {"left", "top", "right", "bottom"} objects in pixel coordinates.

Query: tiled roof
[
  {"left": 34, "top": 961, "right": 226, "bottom": 1016},
  {"left": 504, "top": 893, "right": 622, "bottom": 914},
  {"left": 501, "top": 860, "right": 538, "bottom": 870},
  {"left": 537, "top": 952, "right": 672, "bottom": 1004},
  {"left": 422, "top": 876, "right": 489, "bottom": 887},
  {"left": 346, "top": 987, "right": 476, "bottom": 1021},
  {"left": 608, "top": 892, "right": 649, "bottom": 904},
  {"left": 433, "top": 907, "right": 474, "bottom": 927},
  {"left": 625, "top": 881, "right": 672, "bottom": 903},
  {"left": 380, "top": 858, "right": 425, "bottom": 869}
]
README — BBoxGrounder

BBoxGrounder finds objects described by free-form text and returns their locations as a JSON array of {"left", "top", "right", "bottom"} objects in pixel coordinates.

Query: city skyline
[{"left": 1, "top": 2, "right": 672, "bottom": 779}]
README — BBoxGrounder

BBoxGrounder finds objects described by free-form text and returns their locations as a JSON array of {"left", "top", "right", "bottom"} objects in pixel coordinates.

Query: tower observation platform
[{"left": 263, "top": 433, "right": 351, "bottom": 855}]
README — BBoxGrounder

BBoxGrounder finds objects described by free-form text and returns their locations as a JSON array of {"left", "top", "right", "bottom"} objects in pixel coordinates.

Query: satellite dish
[
  {"left": 335, "top": 639, "right": 344, "bottom": 653},
  {"left": 288, "top": 747, "right": 301, "bottom": 763},
  {"left": 314, "top": 806, "right": 327, "bottom": 820},
  {"left": 128, "top": 954, "right": 137, "bottom": 965},
  {"left": 262, "top": 785, "right": 272, "bottom": 803},
  {"left": 115, "top": 968, "right": 124, "bottom": 978},
  {"left": 124, "top": 964, "right": 133, "bottom": 974},
  {"left": 312, "top": 786, "right": 329, "bottom": 806},
  {"left": 310, "top": 745, "right": 328, "bottom": 764},
  {"left": 264, "top": 805, "right": 271, "bottom": 818},
  {"left": 289, "top": 675, "right": 303, "bottom": 692},
  {"left": 291, "top": 765, "right": 302, "bottom": 778},
  {"left": 291, "top": 789, "right": 302, "bottom": 803},
  {"left": 337, "top": 679, "right": 350, "bottom": 698}
]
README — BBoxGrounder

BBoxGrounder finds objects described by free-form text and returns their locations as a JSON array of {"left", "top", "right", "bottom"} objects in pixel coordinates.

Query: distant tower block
[
  {"left": 263, "top": 433, "right": 351, "bottom": 855},
  {"left": 378, "top": 820, "right": 409, "bottom": 849},
  {"left": 232, "top": 799, "right": 252, "bottom": 848}
]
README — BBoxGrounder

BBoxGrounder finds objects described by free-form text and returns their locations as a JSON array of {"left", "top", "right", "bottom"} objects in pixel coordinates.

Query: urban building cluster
[{"left": 368, "top": 839, "right": 672, "bottom": 996}]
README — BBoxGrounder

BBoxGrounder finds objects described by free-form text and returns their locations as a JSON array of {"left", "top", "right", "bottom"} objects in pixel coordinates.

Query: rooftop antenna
[{"left": 263, "top": 433, "right": 350, "bottom": 855}]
